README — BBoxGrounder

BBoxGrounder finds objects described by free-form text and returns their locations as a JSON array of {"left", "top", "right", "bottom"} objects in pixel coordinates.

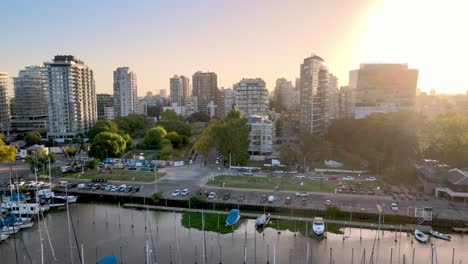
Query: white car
[
  {"left": 171, "top": 189, "right": 181, "bottom": 197},
  {"left": 295, "top": 174, "right": 306, "bottom": 179},
  {"left": 324, "top": 199, "right": 332, "bottom": 206},
  {"left": 289, "top": 170, "right": 298, "bottom": 174},
  {"left": 366, "top": 177, "right": 377, "bottom": 182},
  {"left": 208, "top": 192, "right": 216, "bottom": 199},
  {"left": 391, "top": 203, "right": 399, "bottom": 211},
  {"left": 181, "top": 189, "right": 189, "bottom": 196},
  {"left": 296, "top": 192, "right": 308, "bottom": 197},
  {"left": 342, "top": 176, "right": 355, "bottom": 181}
]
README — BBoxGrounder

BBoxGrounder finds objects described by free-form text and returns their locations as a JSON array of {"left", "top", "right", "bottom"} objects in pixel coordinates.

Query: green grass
[
  {"left": 64, "top": 169, "right": 166, "bottom": 183},
  {"left": 207, "top": 175, "right": 339, "bottom": 193},
  {"left": 181, "top": 212, "right": 239, "bottom": 234}
]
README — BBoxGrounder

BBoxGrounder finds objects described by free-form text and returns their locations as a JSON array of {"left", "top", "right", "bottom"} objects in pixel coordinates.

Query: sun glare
[{"left": 354, "top": 0, "right": 468, "bottom": 94}]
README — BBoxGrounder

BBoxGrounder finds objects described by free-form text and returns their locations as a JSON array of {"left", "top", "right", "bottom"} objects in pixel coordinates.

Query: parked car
[
  {"left": 237, "top": 193, "right": 246, "bottom": 202},
  {"left": 295, "top": 174, "right": 306, "bottom": 179},
  {"left": 259, "top": 195, "right": 267, "bottom": 204},
  {"left": 285, "top": 196, "right": 292, "bottom": 204},
  {"left": 296, "top": 192, "right": 308, "bottom": 197},
  {"left": 242, "top": 170, "right": 253, "bottom": 176},
  {"left": 132, "top": 187, "right": 140, "bottom": 193},
  {"left": 171, "top": 189, "right": 181, "bottom": 197},
  {"left": 391, "top": 203, "right": 399, "bottom": 211},
  {"left": 181, "top": 189, "right": 190, "bottom": 196},
  {"left": 208, "top": 192, "right": 216, "bottom": 199},
  {"left": 223, "top": 192, "right": 231, "bottom": 201},
  {"left": 366, "top": 177, "right": 377, "bottom": 182},
  {"left": 77, "top": 183, "right": 86, "bottom": 189},
  {"left": 324, "top": 199, "right": 332, "bottom": 206},
  {"left": 118, "top": 184, "right": 127, "bottom": 192},
  {"left": 288, "top": 170, "right": 298, "bottom": 174}
]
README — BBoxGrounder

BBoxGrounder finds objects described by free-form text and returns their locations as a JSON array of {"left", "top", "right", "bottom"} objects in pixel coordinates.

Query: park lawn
[
  {"left": 181, "top": 212, "right": 239, "bottom": 234},
  {"left": 207, "top": 175, "right": 339, "bottom": 193},
  {"left": 64, "top": 169, "right": 166, "bottom": 183}
]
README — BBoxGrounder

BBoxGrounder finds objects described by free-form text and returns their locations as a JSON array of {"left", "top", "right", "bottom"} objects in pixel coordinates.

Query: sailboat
[
  {"left": 312, "top": 217, "right": 325, "bottom": 236},
  {"left": 255, "top": 213, "right": 271, "bottom": 228},
  {"left": 98, "top": 252, "right": 117, "bottom": 264},
  {"left": 0, "top": 233, "right": 8, "bottom": 241},
  {"left": 414, "top": 229, "right": 428, "bottom": 243},
  {"left": 226, "top": 209, "right": 240, "bottom": 226}
]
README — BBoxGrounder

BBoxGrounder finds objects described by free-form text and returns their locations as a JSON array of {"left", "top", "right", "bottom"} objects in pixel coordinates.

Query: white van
[{"left": 77, "top": 183, "right": 86, "bottom": 189}]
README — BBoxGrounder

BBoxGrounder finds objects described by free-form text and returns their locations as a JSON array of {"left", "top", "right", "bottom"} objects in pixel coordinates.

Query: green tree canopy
[
  {"left": 422, "top": 113, "right": 468, "bottom": 167},
  {"left": 186, "top": 111, "right": 210, "bottom": 123},
  {"left": 0, "top": 138, "right": 17, "bottom": 163},
  {"left": 25, "top": 131, "right": 42, "bottom": 146},
  {"left": 195, "top": 109, "right": 250, "bottom": 165},
  {"left": 87, "top": 120, "right": 119, "bottom": 141},
  {"left": 25, "top": 149, "right": 55, "bottom": 173},
  {"left": 161, "top": 109, "right": 183, "bottom": 121},
  {"left": 66, "top": 146, "right": 78, "bottom": 157},
  {"left": 327, "top": 111, "right": 422, "bottom": 172},
  {"left": 114, "top": 114, "right": 151, "bottom": 135},
  {"left": 165, "top": 131, "right": 183, "bottom": 148},
  {"left": 144, "top": 126, "right": 167, "bottom": 149},
  {"left": 89, "top": 132, "right": 127, "bottom": 160}
]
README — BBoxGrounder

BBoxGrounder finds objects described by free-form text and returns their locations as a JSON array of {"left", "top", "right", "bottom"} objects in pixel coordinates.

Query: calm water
[{"left": 0, "top": 203, "right": 466, "bottom": 263}]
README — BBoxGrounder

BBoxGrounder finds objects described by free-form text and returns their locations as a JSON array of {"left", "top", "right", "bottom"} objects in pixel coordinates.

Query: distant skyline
[{"left": 2, "top": 0, "right": 467, "bottom": 94}]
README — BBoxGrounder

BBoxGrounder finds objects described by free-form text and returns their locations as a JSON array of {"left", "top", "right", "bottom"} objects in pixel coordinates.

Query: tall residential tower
[
  {"left": 299, "top": 54, "right": 330, "bottom": 135},
  {"left": 113, "top": 67, "right": 138, "bottom": 118},
  {"left": 0, "top": 72, "right": 10, "bottom": 135},
  {"left": 170, "top": 75, "right": 190, "bottom": 106},
  {"left": 192, "top": 71, "right": 218, "bottom": 114},
  {"left": 44, "top": 55, "right": 97, "bottom": 139},
  {"left": 11, "top": 66, "right": 48, "bottom": 132}
]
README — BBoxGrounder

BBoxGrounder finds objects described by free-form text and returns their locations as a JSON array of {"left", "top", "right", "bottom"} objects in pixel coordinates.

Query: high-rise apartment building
[
  {"left": 11, "top": 66, "right": 48, "bottom": 132},
  {"left": 97, "top": 94, "right": 114, "bottom": 120},
  {"left": 350, "top": 64, "right": 418, "bottom": 119},
  {"left": 234, "top": 78, "right": 269, "bottom": 116},
  {"left": 299, "top": 54, "right": 330, "bottom": 135},
  {"left": 44, "top": 55, "right": 97, "bottom": 139},
  {"left": 113, "top": 67, "right": 138, "bottom": 118},
  {"left": 170, "top": 75, "right": 190, "bottom": 106},
  {"left": 247, "top": 115, "right": 274, "bottom": 155},
  {"left": 217, "top": 88, "right": 237, "bottom": 117},
  {"left": 192, "top": 71, "right": 218, "bottom": 114},
  {"left": 0, "top": 72, "right": 10, "bottom": 135},
  {"left": 159, "top": 89, "right": 167, "bottom": 98},
  {"left": 274, "top": 78, "right": 299, "bottom": 110}
]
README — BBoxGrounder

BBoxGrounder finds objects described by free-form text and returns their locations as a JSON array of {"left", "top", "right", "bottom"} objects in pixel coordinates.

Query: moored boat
[
  {"left": 0, "top": 233, "right": 8, "bottom": 241},
  {"left": 414, "top": 229, "right": 428, "bottom": 243},
  {"left": 226, "top": 209, "right": 240, "bottom": 226},
  {"left": 255, "top": 214, "right": 271, "bottom": 228},
  {"left": 429, "top": 229, "right": 451, "bottom": 241},
  {"left": 312, "top": 217, "right": 325, "bottom": 236}
]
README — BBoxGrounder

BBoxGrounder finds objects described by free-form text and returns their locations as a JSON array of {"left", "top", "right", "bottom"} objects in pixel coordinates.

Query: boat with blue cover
[{"left": 226, "top": 209, "right": 240, "bottom": 226}]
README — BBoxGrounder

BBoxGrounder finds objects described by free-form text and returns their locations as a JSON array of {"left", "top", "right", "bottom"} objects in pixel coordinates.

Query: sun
[{"left": 353, "top": 0, "right": 468, "bottom": 94}]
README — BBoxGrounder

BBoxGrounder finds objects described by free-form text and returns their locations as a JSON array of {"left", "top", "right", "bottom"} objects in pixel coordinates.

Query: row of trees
[{"left": 194, "top": 109, "right": 251, "bottom": 165}]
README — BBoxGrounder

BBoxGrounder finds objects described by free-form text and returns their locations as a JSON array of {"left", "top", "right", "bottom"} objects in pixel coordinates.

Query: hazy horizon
[{"left": 2, "top": 0, "right": 467, "bottom": 95}]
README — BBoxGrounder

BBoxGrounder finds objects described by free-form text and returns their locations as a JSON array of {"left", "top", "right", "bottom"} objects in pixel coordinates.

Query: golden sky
[{"left": 2, "top": 0, "right": 467, "bottom": 94}]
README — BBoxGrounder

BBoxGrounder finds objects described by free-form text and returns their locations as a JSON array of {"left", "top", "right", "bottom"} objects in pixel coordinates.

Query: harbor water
[{"left": 1, "top": 203, "right": 467, "bottom": 263}]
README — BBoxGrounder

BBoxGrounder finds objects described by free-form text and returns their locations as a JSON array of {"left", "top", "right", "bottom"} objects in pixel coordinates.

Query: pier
[{"left": 122, "top": 203, "right": 433, "bottom": 232}]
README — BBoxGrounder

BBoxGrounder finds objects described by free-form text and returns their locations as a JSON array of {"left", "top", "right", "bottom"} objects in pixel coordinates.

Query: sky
[{"left": 1, "top": 0, "right": 467, "bottom": 95}]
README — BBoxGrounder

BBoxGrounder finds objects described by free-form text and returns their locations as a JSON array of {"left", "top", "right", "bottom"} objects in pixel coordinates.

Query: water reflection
[{"left": 0, "top": 203, "right": 466, "bottom": 263}]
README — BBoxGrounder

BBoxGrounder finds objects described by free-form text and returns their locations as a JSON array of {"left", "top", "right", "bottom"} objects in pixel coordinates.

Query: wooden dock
[{"left": 122, "top": 203, "right": 432, "bottom": 232}]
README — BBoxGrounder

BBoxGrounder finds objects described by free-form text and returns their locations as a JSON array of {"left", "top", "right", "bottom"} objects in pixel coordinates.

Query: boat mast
[{"left": 34, "top": 157, "right": 45, "bottom": 264}]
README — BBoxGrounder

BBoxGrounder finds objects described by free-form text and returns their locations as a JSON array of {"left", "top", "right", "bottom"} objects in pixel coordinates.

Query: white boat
[
  {"left": 0, "top": 233, "right": 8, "bottom": 241},
  {"left": 414, "top": 229, "right": 428, "bottom": 243},
  {"left": 429, "top": 229, "right": 451, "bottom": 241},
  {"left": 312, "top": 217, "right": 325, "bottom": 236},
  {"left": 255, "top": 214, "right": 271, "bottom": 228},
  {"left": 39, "top": 189, "right": 78, "bottom": 204},
  {"left": 0, "top": 226, "right": 19, "bottom": 235}
]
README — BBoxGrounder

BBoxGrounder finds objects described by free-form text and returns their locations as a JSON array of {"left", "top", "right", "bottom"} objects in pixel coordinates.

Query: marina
[{"left": 1, "top": 203, "right": 467, "bottom": 263}]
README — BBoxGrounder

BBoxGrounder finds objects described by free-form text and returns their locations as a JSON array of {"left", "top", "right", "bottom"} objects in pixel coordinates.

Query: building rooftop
[{"left": 447, "top": 169, "right": 468, "bottom": 186}]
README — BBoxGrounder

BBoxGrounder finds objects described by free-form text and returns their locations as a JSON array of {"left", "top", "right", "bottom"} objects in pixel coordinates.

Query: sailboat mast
[{"left": 34, "top": 157, "right": 45, "bottom": 264}]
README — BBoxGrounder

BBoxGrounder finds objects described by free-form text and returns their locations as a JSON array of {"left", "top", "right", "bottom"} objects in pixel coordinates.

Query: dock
[
  {"left": 122, "top": 203, "right": 432, "bottom": 232},
  {"left": 451, "top": 227, "right": 468, "bottom": 233}
]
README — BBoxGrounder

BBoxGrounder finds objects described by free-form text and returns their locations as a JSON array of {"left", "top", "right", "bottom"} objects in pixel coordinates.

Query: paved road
[{"left": 3, "top": 160, "right": 468, "bottom": 222}]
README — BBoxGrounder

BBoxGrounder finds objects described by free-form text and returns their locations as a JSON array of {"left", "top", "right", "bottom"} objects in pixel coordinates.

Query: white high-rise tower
[{"left": 113, "top": 67, "right": 138, "bottom": 118}]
